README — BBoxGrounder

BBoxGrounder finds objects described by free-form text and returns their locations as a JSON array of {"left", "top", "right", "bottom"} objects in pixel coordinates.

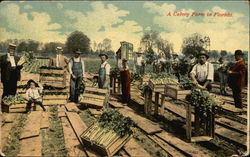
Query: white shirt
[
  {"left": 117, "top": 59, "right": 123, "bottom": 70},
  {"left": 68, "top": 57, "right": 85, "bottom": 77},
  {"left": 26, "top": 86, "right": 43, "bottom": 102},
  {"left": 135, "top": 56, "right": 143, "bottom": 66},
  {"left": 56, "top": 54, "right": 61, "bottom": 67},
  {"left": 7, "top": 53, "right": 16, "bottom": 67},
  {"left": 190, "top": 62, "right": 214, "bottom": 82},
  {"left": 101, "top": 61, "right": 111, "bottom": 75}
]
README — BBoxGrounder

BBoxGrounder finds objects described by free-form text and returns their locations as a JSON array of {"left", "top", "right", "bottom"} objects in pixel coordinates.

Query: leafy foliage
[
  {"left": 179, "top": 76, "right": 195, "bottom": 90},
  {"left": 99, "top": 110, "right": 134, "bottom": 137},
  {"left": 65, "top": 31, "right": 90, "bottom": 54}
]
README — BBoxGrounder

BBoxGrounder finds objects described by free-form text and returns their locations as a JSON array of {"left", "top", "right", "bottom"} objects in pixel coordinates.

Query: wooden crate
[
  {"left": 165, "top": 85, "right": 191, "bottom": 100},
  {"left": 39, "top": 68, "right": 66, "bottom": 88},
  {"left": 148, "top": 79, "right": 165, "bottom": 92},
  {"left": 80, "top": 87, "right": 109, "bottom": 108},
  {"left": 81, "top": 124, "right": 132, "bottom": 157},
  {"left": 1, "top": 102, "right": 38, "bottom": 113}
]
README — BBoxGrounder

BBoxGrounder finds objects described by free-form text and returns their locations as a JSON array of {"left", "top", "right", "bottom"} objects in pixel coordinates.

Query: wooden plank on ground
[
  {"left": 156, "top": 132, "right": 210, "bottom": 157},
  {"left": 216, "top": 117, "right": 246, "bottom": 134},
  {"left": 215, "top": 125, "right": 246, "bottom": 148},
  {"left": 119, "top": 107, "right": 162, "bottom": 134},
  {"left": 65, "top": 103, "right": 80, "bottom": 112},
  {"left": 61, "top": 117, "right": 87, "bottom": 157},
  {"left": 20, "top": 111, "right": 42, "bottom": 139},
  {"left": 220, "top": 103, "right": 247, "bottom": 113},
  {"left": 109, "top": 101, "right": 124, "bottom": 108},
  {"left": 40, "top": 112, "right": 49, "bottom": 129},
  {"left": 66, "top": 112, "right": 88, "bottom": 141},
  {"left": 58, "top": 105, "right": 67, "bottom": 118},
  {"left": 191, "top": 136, "right": 213, "bottom": 143},
  {"left": 148, "top": 135, "right": 185, "bottom": 157},
  {"left": 18, "top": 136, "right": 42, "bottom": 156},
  {"left": 1, "top": 113, "right": 20, "bottom": 150},
  {"left": 123, "top": 138, "right": 151, "bottom": 157}
]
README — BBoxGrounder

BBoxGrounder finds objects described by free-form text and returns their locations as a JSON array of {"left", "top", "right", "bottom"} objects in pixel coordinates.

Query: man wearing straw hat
[
  {"left": 49, "top": 46, "right": 69, "bottom": 69},
  {"left": 190, "top": 50, "right": 214, "bottom": 91},
  {"left": 0, "top": 44, "right": 24, "bottom": 99},
  {"left": 98, "top": 53, "right": 111, "bottom": 89},
  {"left": 68, "top": 49, "right": 85, "bottom": 103}
]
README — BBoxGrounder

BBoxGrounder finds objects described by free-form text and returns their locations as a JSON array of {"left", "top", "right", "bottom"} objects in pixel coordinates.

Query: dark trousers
[
  {"left": 198, "top": 80, "right": 212, "bottom": 92},
  {"left": 2, "top": 80, "right": 17, "bottom": 98},
  {"left": 26, "top": 99, "right": 46, "bottom": 111},
  {"left": 231, "top": 87, "right": 242, "bottom": 108},
  {"left": 69, "top": 77, "right": 82, "bottom": 103}
]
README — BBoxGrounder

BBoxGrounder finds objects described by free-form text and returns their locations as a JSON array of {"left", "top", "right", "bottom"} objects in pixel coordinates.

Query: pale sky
[{"left": 0, "top": 1, "right": 249, "bottom": 53}]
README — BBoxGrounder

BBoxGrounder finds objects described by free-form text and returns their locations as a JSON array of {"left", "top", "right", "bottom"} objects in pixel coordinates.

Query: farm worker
[
  {"left": 49, "top": 46, "right": 69, "bottom": 69},
  {"left": 0, "top": 44, "right": 24, "bottom": 99},
  {"left": 190, "top": 51, "right": 214, "bottom": 91},
  {"left": 68, "top": 49, "right": 85, "bottom": 103},
  {"left": 116, "top": 47, "right": 123, "bottom": 70},
  {"left": 98, "top": 53, "right": 111, "bottom": 89},
  {"left": 120, "top": 59, "right": 131, "bottom": 105},
  {"left": 227, "top": 50, "right": 246, "bottom": 109},
  {"left": 134, "top": 52, "right": 145, "bottom": 77},
  {"left": 218, "top": 57, "right": 228, "bottom": 96},
  {"left": 186, "top": 54, "right": 196, "bottom": 72},
  {"left": 171, "top": 53, "right": 180, "bottom": 81},
  {"left": 92, "top": 76, "right": 99, "bottom": 88},
  {"left": 25, "top": 79, "right": 46, "bottom": 112}
]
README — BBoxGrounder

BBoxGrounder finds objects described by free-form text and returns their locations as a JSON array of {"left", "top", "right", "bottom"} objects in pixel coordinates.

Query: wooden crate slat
[
  {"left": 80, "top": 99, "right": 104, "bottom": 107},
  {"left": 85, "top": 87, "right": 108, "bottom": 94},
  {"left": 40, "top": 69, "right": 65, "bottom": 75},
  {"left": 40, "top": 76, "right": 64, "bottom": 81},
  {"left": 165, "top": 85, "right": 191, "bottom": 100},
  {"left": 43, "top": 95, "right": 68, "bottom": 100},
  {"left": 81, "top": 93, "right": 106, "bottom": 100},
  {"left": 65, "top": 103, "right": 80, "bottom": 112},
  {"left": 43, "top": 100, "right": 67, "bottom": 105}
]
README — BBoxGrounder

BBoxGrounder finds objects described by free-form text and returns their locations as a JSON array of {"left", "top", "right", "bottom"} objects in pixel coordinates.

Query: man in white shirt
[
  {"left": 0, "top": 44, "right": 23, "bottom": 99},
  {"left": 49, "top": 47, "right": 69, "bottom": 69},
  {"left": 190, "top": 51, "right": 214, "bottom": 91},
  {"left": 68, "top": 49, "right": 85, "bottom": 103},
  {"left": 134, "top": 52, "right": 144, "bottom": 77},
  {"left": 98, "top": 53, "right": 111, "bottom": 89}
]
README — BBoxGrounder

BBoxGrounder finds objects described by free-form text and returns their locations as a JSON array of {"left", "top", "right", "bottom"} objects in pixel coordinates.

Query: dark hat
[
  {"left": 74, "top": 49, "right": 82, "bottom": 54},
  {"left": 99, "top": 53, "right": 108, "bottom": 59},
  {"left": 8, "top": 43, "right": 16, "bottom": 50},
  {"left": 27, "top": 79, "right": 39, "bottom": 87},
  {"left": 172, "top": 53, "right": 178, "bottom": 56},
  {"left": 197, "top": 51, "right": 209, "bottom": 59},
  {"left": 122, "top": 58, "right": 128, "bottom": 62},
  {"left": 234, "top": 50, "right": 244, "bottom": 56}
]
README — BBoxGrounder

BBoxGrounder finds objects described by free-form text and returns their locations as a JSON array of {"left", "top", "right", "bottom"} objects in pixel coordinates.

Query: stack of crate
[{"left": 39, "top": 67, "right": 66, "bottom": 88}]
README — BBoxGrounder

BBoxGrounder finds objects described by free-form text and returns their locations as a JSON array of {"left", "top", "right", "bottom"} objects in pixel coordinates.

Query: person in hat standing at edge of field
[
  {"left": 134, "top": 51, "right": 145, "bottom": 77},
  {"left": 218, "top": 57, "right": 229, "bottom": 96},
  {"left": 171, "top": 53, "right": 180, "bottom": 81},
  {"left": 190, "top": 50, "right": 214, "bottom": 91},
  {"left": 120, "top": 59, "right": 131, "bottom": 106},
  {"left": 227, "top": 50, "right": 246, "bottom": 109},
  {"left": 0, "top": 43, "right": 24, "bottom": 99},
  {"left": 68, "top": 49, "right": 85, "bottom": 103},
  {"left": 49, "top": 46, "right": 69, "bottom": 69},
  {"left": 98, "top": 53, "right": 111, "bottom": 89}
]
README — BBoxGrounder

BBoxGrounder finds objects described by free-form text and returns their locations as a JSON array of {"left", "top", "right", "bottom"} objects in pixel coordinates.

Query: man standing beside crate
[
  {"left": 0, "top": 44, "right": 23, "bottom": 99},
  {"left": 68, "top": 49, "right": 85, "bottom": 103},
  {"left": 190, "top": 51, "right": 214, "bottom": 91},
  {"left": 49, "top": 46, "right": 69, "bottom": 69},
  {"left": 98, "top": 53, "right": 111, "bottom": 89},
  {"left": 228, "top": 50, "right": 246, "bottom": 109},
  {"left": 134, "top": 52, "right": 145, "bottom": 77}
]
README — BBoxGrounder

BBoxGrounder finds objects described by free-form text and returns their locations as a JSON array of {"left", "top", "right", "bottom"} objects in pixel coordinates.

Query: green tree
[
  {"left": 65, "top": 31, "right": 90, "bottom": 54},
  {"left": 220, "top": 50, "right": 227, "bottom": 57},
  {"left": 181, "top": 33, "right": 210, "bottom": 57}
]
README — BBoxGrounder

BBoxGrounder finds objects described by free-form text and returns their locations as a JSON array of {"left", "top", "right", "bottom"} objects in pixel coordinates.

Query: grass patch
[
  {"left": 41, "top": 106, "right": 68, "bottom": 156},
  {"left": 79, "top": 109, "right": 96, "bottom": 127},
  {"left": 132, "top": 127, "right": 168, "bottom": 157},
  {"left": 3, "top": 114, "right": 28, "bottom": 156}
]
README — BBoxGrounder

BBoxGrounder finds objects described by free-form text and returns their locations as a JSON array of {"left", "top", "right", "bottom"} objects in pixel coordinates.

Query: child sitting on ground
[
  {"left": 92, "top": 76, "right": 99, "bottom": 88},
  {"left": 26, "top": 79, "right": 46, "bottom": 112}
]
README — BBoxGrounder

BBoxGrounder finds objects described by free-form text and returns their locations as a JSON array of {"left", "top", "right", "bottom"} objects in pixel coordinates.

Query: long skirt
[{"left": 120, "top": 70, "right": 131, "bottom": 103}]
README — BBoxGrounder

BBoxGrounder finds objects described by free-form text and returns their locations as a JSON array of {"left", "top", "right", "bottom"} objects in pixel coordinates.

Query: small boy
[
  {"left": 26, "top": 79, "right": 46, "bottom": 112},
  {"left": 92, "top": 76, "right": 99, "bottom": 88}
]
